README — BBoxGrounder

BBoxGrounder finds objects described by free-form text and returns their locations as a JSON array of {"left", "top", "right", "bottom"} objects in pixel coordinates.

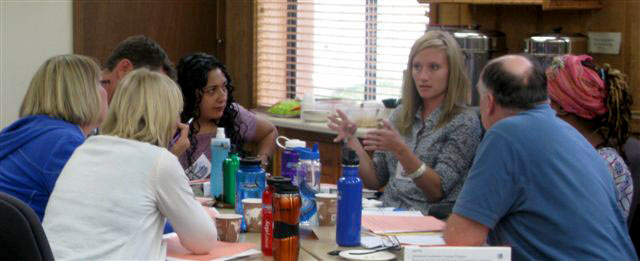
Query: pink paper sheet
[
  {"left": 361, "top": 215, "right": 445, "bottom": 233},
  {"left": 166, "top": 235, "right": 256, "bottom": 260}
]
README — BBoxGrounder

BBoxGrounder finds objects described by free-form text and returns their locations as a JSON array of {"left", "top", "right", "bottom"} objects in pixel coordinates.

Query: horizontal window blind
[{"left": 256, "top": 0, "right": 429, "bottom": 106}]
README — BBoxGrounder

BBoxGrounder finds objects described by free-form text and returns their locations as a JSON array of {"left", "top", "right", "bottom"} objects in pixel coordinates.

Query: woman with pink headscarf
[{"left": 547, "top": 54, "right": 633, "bottom": 221}]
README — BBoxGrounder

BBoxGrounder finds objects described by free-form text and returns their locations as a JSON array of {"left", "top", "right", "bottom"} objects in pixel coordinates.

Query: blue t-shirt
[{"left": 454, "top": 104, "right": 637, "bottom": 260}]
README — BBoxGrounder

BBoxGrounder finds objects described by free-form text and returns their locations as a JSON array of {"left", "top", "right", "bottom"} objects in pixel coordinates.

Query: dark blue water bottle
[{"left": 336, "top": 148, "right": 362, "bottom": 247}]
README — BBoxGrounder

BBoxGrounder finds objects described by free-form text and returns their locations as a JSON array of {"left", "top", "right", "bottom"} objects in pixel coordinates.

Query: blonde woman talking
[
  {"left": 0, "top": 54, "right": 107, "bottom": 220},
  {"left": 329, "top": 31, "right": 483, "bottom": 215},
  {"left": 43, "top": 69, "right": 216, "bottom": 259}
]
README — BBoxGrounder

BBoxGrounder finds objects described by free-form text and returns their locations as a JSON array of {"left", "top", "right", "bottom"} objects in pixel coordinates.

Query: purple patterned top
[
  {"left": 598, "top": 147, "right": 633, "bottom": 221},
  {"left": 178, "top": 103, "right": 257, "bottom": 172}
]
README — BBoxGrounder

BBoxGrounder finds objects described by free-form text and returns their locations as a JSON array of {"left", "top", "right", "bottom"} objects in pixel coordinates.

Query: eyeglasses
[
  {"left": 379, "top": 235, "right": 400, "bottom": 248},
  {"left": 327, "top": 235, "right": 400, "bottom": 256},
  {"left": 99, "top": 79, "right": 110, "bottom": 88}
]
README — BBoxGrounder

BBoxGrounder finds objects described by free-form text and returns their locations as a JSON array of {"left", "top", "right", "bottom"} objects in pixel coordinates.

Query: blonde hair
[
  {"left": 396, "top": 31, "right": 470, "bottom": 134},
  {"left": 100, "top": 68, "right": 183, "bottom": 148},
  {"left": 20, "top": 54, "right": 102, "bottom": 126}
]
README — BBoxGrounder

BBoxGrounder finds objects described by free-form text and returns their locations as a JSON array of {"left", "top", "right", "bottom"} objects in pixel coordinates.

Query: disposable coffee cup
[
  {"left": 214, "top": 213, "right": 242, "bottom": 242},
  {"left": 316, "top": 193, "right": 337, "bottom": 226},
  {"left": 242, "top": 198, "right": 263, "bottom": 232}
]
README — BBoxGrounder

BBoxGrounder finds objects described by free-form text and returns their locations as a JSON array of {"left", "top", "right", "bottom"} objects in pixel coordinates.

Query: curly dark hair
[
  {"left": 593, "top": 63, "right": 633, "bottom": 155},
  {"left": 177, "top": 53, "right": 245, "bottom": 171}
]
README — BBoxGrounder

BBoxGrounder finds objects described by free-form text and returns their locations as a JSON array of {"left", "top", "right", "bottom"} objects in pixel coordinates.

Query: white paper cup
[
  {"left": 316, "top": 193, "right": 337, "bottom": 226},
  {"left": 215, "top": 214, "right": 242, "bottom": 242},
  {"left": 242, "top": 198, "right": 263, "bottom": 232}
]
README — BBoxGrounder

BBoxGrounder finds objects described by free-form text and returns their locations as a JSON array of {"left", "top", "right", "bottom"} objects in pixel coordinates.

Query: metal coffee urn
[
  {"left": 524, "top": 28, "right": 588, "bottom": 67},
  {"left": 429, "top": 26, "right": 506, "bottom": 106}
]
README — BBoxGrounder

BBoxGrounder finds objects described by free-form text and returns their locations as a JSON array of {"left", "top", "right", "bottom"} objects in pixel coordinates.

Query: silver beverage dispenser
[
  {"left": 428, "top": 26, "right": 506, "bottom": 106},
  {"left": 524, "top": 28, "right": 588, "bottom": 67}
]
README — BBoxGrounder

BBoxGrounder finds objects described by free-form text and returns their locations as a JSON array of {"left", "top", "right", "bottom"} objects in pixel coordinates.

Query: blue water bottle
[
  {"left": 336, "top": 148, "right": 362, "bottom": 247},
  {"left": 235, "top": 157, "right": 267, "bottom": 231},
  {"left": 211, "top": 127, "right": 230, "bottom": 201}
]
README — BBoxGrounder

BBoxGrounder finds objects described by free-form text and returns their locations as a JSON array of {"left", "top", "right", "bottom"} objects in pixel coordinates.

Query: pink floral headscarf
[{"left": 546, "top": 54, "right": 607, "bottom": 119}]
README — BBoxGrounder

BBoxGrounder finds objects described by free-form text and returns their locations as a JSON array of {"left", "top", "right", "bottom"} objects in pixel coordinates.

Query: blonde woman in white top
[{"left": 43, "top": 68, "right": 216, "bottom": 260}]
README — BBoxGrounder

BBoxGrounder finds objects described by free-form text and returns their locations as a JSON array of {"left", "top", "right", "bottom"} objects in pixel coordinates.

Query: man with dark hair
[
  {"left": 444, "top": 55, "right": 636, "bottom": 260},
  {"left": 101, "top": 35, "right": 187, "bottom": 158},
  {"left": 101, "top": 35, "right": 174, "bottom": 104}
]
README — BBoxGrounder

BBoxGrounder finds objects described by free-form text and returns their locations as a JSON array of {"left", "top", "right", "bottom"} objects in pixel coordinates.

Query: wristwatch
[{"left": 403, "top": 163, "right": 427, "bottom": 180}]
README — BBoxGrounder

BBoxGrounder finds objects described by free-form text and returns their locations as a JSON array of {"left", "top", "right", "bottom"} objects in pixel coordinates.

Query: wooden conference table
[
  {"left": 237, "top": 231, "right": 318, "bottom": 260},
  {"left": 239, "top": 225, "right": 379, "bottom": 261},
  {"left": 221, "top": 207, "right": 384, "bottom": 260}
]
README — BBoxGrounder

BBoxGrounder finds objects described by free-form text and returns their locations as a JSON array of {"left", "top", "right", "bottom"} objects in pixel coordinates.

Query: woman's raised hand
[
  {"left": 328, "top": 109, "right": 357, "bottom": 144},
  {"left": 170, "top": 122, "right": 190, "bottom": 156},
  {"left": 362, "top": 119, "right": 404, "bottom": 153}
]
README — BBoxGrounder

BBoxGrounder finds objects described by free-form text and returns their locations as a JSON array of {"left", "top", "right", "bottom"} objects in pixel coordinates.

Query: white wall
[{"left": 0, "top": 0, "right": 73, "bottom": 129}]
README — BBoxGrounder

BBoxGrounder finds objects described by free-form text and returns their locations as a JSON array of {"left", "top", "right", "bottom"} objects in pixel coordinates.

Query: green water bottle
[{"left": 223, "top": 153, "right": 240, "bottom": 206}]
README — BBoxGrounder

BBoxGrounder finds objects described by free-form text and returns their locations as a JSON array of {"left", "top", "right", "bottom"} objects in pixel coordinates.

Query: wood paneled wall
[
  {"left": 73, "top": 0, "right": 255, "bottom": 109},
  {"left": 432, "top": 1, "right": 640, "bottom": 134},
  {"left": 222, "top": 0, "right": 255, "bottom": 109},
  {"left": 74, "top": 0, "right": 223, "bottom": 70}
]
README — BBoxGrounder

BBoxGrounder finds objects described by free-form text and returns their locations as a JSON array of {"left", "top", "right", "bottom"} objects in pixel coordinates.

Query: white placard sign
[
  {"left": 588, "top": 32, "right": 622, "bottom": 54},
  {"left": 404, "top": 246, "right": 511, "bottom": 261}
]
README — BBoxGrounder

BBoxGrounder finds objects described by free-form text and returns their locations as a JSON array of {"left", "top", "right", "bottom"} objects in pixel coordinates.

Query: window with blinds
[{"left": 256, "top": 0, "right": 430, "bottom": 106}]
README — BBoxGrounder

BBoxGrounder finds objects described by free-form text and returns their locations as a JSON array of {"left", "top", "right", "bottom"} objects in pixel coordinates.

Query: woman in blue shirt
[{"left": 0, "top": 54, "right": 107, "bottom": 220}]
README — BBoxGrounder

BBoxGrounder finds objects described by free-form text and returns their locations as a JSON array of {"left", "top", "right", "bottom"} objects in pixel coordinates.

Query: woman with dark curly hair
[{"left": 176, "top": 53, "right": 277, "bottom": 180}]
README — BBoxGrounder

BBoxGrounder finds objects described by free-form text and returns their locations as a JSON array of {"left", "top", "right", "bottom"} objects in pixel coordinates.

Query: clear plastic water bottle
[
  {"left": 294, "top": 145, "right": 321, "bottom": 227},
  {"left": 309, "top": 144, "right": 321, "bottom": 191},
  {"left": 336, "top": 148, "right": 362, "bottom": 247}
]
